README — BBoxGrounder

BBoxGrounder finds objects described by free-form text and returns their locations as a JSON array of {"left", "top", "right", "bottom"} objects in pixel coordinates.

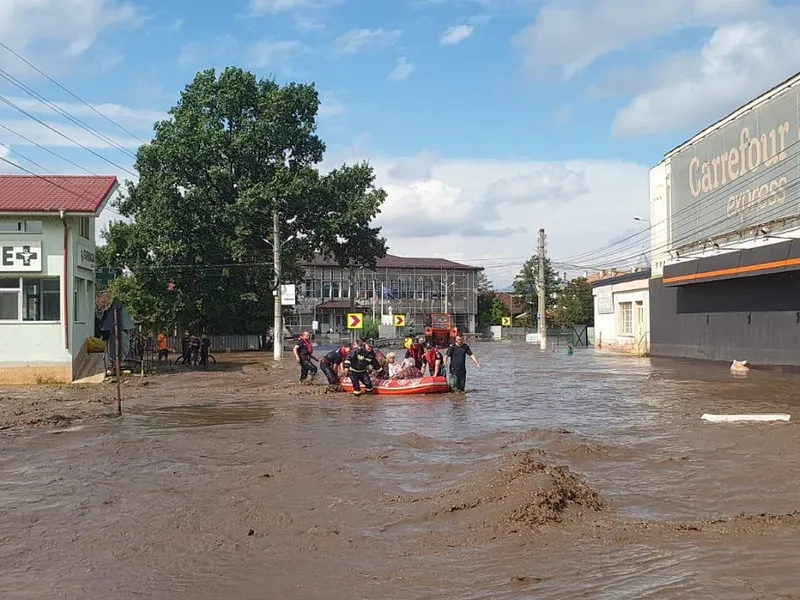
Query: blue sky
[{"left": 1, "top": 0, "right": 800, "bottom": 285}]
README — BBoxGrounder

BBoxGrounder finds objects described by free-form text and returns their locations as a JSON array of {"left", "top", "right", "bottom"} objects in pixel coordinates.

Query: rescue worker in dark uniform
[
  {"left": 292, "top": 331, "right": 318, "bottom": 383},
  {"left": 343, "top": 339, "right": 382, "bottom": 396},
  {"left": 199, "top": 334, "right": 211, "bottom": 367},
  {"left": 180, "top": 330, "right": 192, "bottom": 364},
  {"left": 320, "top": 345, "right": 349, "bottom": 388}
]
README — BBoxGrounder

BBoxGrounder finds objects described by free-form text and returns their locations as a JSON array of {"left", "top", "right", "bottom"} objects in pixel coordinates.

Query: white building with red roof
[{"left": 0, "top": 175, "right": 118, "bottom": 383}]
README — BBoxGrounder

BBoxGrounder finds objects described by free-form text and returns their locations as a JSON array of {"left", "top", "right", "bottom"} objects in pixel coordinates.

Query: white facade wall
[
  {"left": 593, "top": 278, "right": 650, "bottom": 355},
  {"left": 649, "top": 161, "right": 669, "bottom": 276},
  {"left": 0, "top": 214, "right": 96, "bottom": 382}
]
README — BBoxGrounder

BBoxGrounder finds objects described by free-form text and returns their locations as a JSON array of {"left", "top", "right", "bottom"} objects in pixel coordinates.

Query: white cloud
[
  {"left": 249, "top": 40, "right": 306, "bottom": 68},
  {"left": 318, "top": 94, "right": 345, "bottom": 118},
  {"left": 333, "top": 28, "right": 402, "bottom": 54},
  {"left": 0, "top": 96, "right": 165, "bottom": 129},
  {"left": 440, "top": 24, "right": 474, "bottom": 45},
  {"left": 612, "top": 20, "right": 800, "bottom": 135},
  {"left": 0, "top": 0, "right": 141, "bottom": 75},
  {"left": 169, "top": 18, "right": 183, "bottom": 31},
  {"left": 249, "top": 0, "right": 336, "bottom": 12},
  {"left": 388, "top": 57, "right": 415, "bottom": 81},
  {"left": 515, "top": 0, "right": 770, "bottom": 79},
  {"left": 0, "top": 120, "right": 140, "bottom": 149},
  {"left": 323, "top": 148, "right": 649, "bottom": 285}
]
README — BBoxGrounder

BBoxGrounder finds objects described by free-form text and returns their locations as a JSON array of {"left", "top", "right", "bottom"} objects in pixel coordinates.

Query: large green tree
[
  {"left": 103, "top": 67, "right": 387, "bottom": 333},
  {"left": 552, "top": 276, "right": 593, "bottom": 327},
  {"left": 476, "top": 271, "right": 495, "bottom": 327},
  {"left": 512, "top": 254, "right": 561, "bottom": 326}
]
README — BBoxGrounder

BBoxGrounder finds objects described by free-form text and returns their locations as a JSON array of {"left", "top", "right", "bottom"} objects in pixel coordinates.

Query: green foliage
[
  {"left": 489, "top": 297, "right": 510, "bottom": 325},
  {"left": 513, "top": 255, "right": 561, "bottom": 326},
  {"left": 362, "top": 317, "right": 380, "bottom": 341},
  {"left": 476, "top": 271, "right": 495, "bottom": 327},
  {"left": 552, "top": 277, "right": 594, "bottom": 328},
  {"left": 102, "top": 67, "right": 386, "bottom": 333}
]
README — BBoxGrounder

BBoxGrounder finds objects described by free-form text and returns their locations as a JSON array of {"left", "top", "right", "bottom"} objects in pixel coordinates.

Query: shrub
[{"left": 87, "top": 337, "right": 105, "bottom": 353}]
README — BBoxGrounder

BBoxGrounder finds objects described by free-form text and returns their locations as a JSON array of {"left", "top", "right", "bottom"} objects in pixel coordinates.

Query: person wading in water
[
  {"left": 422, "top": 342, "right": 444, "bottom": 377},
  {"left": 342, "top": 339, "right": 382, "bottom": 396},
  {"left": 292, "top": 331, "right": 318, "bottom": 384},
  {"left": 445, "top": 334, "right": 481, "bottom": 393},
  {"left": 319, "top": 345, "right": 349, "bottom": 391}
]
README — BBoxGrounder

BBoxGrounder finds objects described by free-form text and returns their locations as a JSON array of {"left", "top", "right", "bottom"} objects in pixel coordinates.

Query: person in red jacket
[
  {"left": 405, "top": 338, "right": 424, "bottom": 369},
  {"left": 421, "top": 342, "right": 444, "bottom": 377},
  {"left": 292, "top": 331, "right": 318, "bottom": 383}
]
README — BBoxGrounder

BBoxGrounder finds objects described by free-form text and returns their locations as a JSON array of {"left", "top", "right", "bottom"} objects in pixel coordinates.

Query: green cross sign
[{"left": 96, "top": 267, "right": 117, "bottom": 286}]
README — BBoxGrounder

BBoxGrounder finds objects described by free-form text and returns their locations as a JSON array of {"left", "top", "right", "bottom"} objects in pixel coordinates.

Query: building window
[
  {"left": 0, "top": 277, "right": 59, "bottom": 321},
  {"left": 322, "top": 282, "right": 331, "bottom": 299},
  {"left": 78, "top": 217, "right": 90, "bottom": 239},
  {"left": 618, "top": 301, "right": 633, "bottom": 336},
  {"left": 74, "top": 278, "right": 84, "bottom": 322},
  {"left": 0, "top": 220, "right": 42, "bottom": 233},
  {"left": 0, "top": 278, "right": 20, "bottom": 320},
  {"left": 341, "top": 280, "right": 349, "bottom": 299},
  {"left": 331, "top": 280, "right": 340, "bottom": 299}
]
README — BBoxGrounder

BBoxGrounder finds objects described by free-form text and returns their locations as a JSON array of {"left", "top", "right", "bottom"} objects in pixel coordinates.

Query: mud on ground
[{"left": 0, "top": 352, "right": 314, "bottom": 430}]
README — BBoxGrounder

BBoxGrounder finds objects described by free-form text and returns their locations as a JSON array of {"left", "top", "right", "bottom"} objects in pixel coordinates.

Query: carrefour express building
[
  {"left": 0, "top": 175, "right": 118, "bottom": 383},
  {"left": 648, "top": 71, "right": 800, "bottom": 367}
]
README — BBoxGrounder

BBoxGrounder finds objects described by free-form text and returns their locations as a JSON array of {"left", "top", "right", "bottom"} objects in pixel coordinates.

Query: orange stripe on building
[{"left": 662, "top": 257, "right": 800, "bottom": 284}]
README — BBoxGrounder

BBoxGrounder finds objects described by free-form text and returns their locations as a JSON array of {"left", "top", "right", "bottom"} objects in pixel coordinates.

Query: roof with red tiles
[
  {"left": 0, "top": 175, "right": 119, "bottom": 214},
  {"left": 305, "top": 253, "right": 483, "bottom": 271}
]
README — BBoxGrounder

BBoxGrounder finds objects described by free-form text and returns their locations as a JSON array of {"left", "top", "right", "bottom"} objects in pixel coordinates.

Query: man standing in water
[
  {"left": 292, "top": 331, "right": 318, "bottom": 384},
  {"left": 445, "top": 334, "right": 481, "bottom": 393}
]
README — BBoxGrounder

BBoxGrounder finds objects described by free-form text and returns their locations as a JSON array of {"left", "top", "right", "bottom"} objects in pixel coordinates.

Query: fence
[
  {"left": 166, "top": 334, "right": 264, "bottom": 353},
  {"left": 478, "top": 325, "right": 592, "bottom": 347}
]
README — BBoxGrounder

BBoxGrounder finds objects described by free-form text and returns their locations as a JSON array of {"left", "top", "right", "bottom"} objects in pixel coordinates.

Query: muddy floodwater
[{"left": 3, "top": 343, "right": 800, "bottom": 599}]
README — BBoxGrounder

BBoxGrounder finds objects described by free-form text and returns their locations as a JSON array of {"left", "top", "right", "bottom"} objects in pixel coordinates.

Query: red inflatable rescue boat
[{"left": 339, "top": 376, "right": 450, "bottom": 396}]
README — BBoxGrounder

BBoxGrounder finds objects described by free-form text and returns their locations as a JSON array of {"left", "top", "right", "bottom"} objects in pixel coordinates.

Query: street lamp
[{"left": 633, "top": 215, "right": 650, "bottom": 223}]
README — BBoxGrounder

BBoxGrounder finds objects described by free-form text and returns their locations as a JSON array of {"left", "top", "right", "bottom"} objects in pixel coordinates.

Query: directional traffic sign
[
  {"left": 347, "top": 313, "right": 363, "bottom": 329},
  {"left": 501, "top": 316, "right": 511, "bottom": 327},
  {"left": 393, "top": 314, "right": 405, "bottom": 327}
]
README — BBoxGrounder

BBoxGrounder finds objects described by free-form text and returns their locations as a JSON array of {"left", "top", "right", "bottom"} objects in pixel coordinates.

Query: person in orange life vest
[
  {"left": 319, "top": 345, "right": 349, "bottom": 386},
  {"left": 422, "top": 342, "right": 444, "bottom": 377},
  {"left": 405, "top": 338, "right": 424, "bottom": 369},
  {"left": 292, "top": 331, "right": 318, "bottom": 383}
]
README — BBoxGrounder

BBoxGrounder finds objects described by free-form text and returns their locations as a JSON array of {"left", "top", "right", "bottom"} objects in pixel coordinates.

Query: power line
[
  {"left": 0, "top": 39, "right": 148, "bottom": 145},
  {"left": 0, "top": 67, "right": 138, "bottom": 160},
  {"left": 0, "top": 93, "right": 138, "bottom": 178}
]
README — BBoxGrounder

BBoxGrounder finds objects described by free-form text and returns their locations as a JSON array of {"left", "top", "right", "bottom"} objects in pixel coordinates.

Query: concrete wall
[
  {"left": 0, "top": 215, "right": 96, "bottom": 383},
  {"left": 593, "top": 279, "right": 650, "bottom": 355},
  {"left": 649, "top": 161, "right": 669, "bottom": 277}
]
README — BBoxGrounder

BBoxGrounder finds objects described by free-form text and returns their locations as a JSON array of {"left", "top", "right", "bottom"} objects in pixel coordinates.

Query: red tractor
[{"left": 425, "top": 313, "right": 458, "bottom": 348}]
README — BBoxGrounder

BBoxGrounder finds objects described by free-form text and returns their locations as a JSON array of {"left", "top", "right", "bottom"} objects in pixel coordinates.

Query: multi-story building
[{"left": 289, "top": 253, "right": 482, "bottom": 334}]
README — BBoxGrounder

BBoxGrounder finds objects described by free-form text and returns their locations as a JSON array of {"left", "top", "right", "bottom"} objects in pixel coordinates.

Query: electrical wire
[{"left": 0, "top": 40, "right": 149, "bottom": 145}]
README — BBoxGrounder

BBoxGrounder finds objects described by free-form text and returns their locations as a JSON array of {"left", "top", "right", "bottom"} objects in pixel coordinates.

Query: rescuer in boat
[
  {"left": 422, "top": 342, "right": 444, "bottom": 377},
  {"left": 319, "top": 345, "right": 349, "bottom": 390},
  {"left": 292, "top": 331, "right": 318, "bottom": 384},
  {"left": 342, "top": 338, "right": 383, "bottom": 396}
]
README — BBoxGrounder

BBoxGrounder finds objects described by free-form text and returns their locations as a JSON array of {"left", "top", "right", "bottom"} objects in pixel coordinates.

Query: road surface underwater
[{"left": 2, "top": 343, "right": 800, "bottom": 599}]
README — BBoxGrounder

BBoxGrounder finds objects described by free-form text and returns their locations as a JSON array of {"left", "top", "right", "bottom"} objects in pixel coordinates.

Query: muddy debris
[{"left": 430, "top": 450, "right": 606, "bottom": 533}]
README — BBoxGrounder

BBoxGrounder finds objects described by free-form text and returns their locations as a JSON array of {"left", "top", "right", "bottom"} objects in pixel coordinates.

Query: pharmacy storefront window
[{"left": 0, "top": 278, "right": 60, "bottom": 321}]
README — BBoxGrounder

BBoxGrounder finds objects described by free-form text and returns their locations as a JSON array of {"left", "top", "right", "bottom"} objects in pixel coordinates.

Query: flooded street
[{"left": 3, "top": 342, "right": 800, "bottom": 598}]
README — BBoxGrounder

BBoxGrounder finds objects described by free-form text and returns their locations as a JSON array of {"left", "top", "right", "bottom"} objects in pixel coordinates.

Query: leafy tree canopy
[
  {"left": 512, "top": 255, "right": 561, "bottom": 325},
  {"left": 102, "top": 67, "right": 387, "bottom": 333},
  {"left": 552, "top": 277, "right": 593, "bottom": 328}
]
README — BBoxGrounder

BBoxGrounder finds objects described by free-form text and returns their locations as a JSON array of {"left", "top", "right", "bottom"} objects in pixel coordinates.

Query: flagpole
[
  {"left": 381, "top": 282, "right": 384, "bottom": 319},
  {"left": 372, "top": 279, "right": 376, "bottom": 319}
]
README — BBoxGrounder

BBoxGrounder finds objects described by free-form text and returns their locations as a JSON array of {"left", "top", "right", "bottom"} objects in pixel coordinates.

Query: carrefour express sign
[{"left": 669, "top": 83, "right": 800, "bottom": 248}]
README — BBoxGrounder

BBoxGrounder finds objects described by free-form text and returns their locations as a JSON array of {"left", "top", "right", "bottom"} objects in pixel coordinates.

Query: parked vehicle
[{"left": 424, "top": 313, "right": 458, "bottom": 348}]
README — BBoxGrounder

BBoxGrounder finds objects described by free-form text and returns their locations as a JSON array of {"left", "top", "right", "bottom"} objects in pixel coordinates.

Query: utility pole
[
  {"left": 538, "top": 228, "right": 547, "bottom": 350},
  {"left": 273, "top": 210, "right": 282, "bottom": 361}
]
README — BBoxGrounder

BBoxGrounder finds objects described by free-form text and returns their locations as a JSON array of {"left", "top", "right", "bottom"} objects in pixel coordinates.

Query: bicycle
[{"left": 173, "top": 353, "right": 217, "bottom": 367}]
